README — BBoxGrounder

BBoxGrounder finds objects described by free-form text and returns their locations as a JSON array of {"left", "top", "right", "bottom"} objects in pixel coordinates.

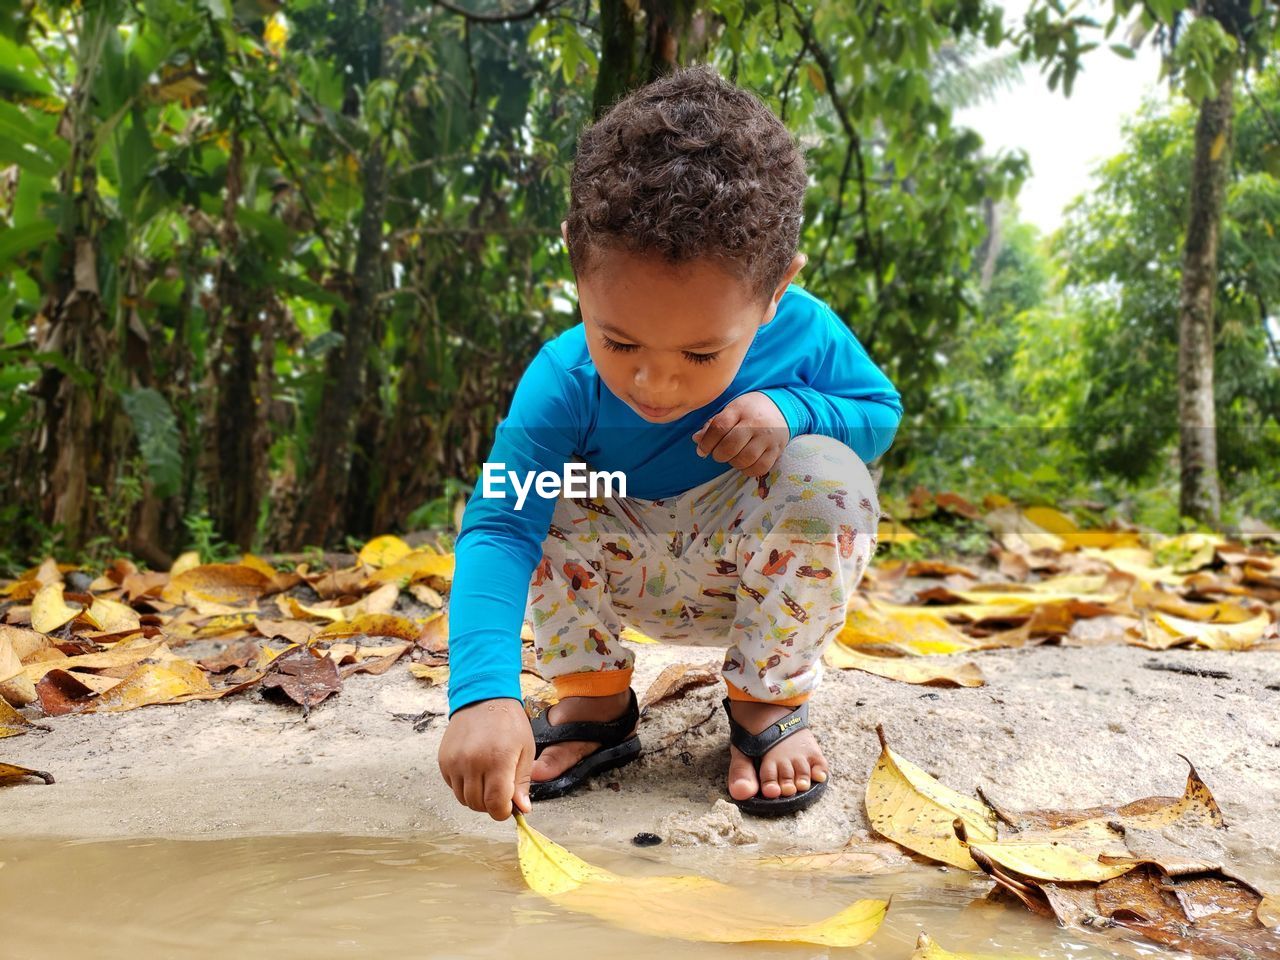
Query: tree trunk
[
  {"left": 593, "top": 0, "right": 710, "bottom": 118},
  {"left": 205, "top": 127, "right": 273, "bottom": 550},
  {"left": 1176, "top": 68, "right": 1233, "bottom": 527},
  {"left": 292, "top": 140, "right": 387, "bottom": 549},
  {"left": 26, "top": 10, "right": 118, "bottom": 556}
]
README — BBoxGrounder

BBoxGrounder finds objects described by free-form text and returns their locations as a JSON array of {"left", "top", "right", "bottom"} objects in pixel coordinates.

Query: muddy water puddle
[{"left": 0, "top": 832, "right": 1174, "bottom": 959}]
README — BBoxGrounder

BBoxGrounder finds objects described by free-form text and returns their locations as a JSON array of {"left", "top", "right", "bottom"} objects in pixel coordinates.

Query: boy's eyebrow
[{"left": 597, "top": 321, "right": 732, "bottom": 351}]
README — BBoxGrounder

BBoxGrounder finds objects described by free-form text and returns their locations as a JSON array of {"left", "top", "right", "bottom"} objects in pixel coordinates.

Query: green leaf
[
  {"left": 0, "top": 222, "right": 57, "bottom": 265},
  {"left": 1110, "top": 43, "right": 1136, "bottom": 60},
  {"left": 121, "top": 387, "right": 183, "bottom": 498}
]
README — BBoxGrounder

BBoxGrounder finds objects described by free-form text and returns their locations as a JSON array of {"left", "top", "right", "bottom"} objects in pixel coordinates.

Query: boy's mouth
[{"left": 631, "top": 397, "right": 680, "bottom": 419}]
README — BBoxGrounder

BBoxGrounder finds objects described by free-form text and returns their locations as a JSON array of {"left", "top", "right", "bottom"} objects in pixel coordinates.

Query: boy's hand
[
  {"left": 438, "top": 697, "right": 534, "bottom": 821},
  {"left": 693, "top": 392, "right": 789, "bottom": 478}
]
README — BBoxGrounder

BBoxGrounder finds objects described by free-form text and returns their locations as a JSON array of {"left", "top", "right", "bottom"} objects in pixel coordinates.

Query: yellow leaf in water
[
  {"left": 31, "top": 583, "right": 82, "bottom": 633},
  {"left": 408, "top": 663, "right": 449, "bottom": 685},
  {"left": 358, "top": 535, "right": 414, "bottom": 569},
  {"left": 367, "top": 550, "right": 455, "bottom": 585},
  {"left": 1259, "top": 894, "right": 1279, "bottom": 928},
  {"left": 911, "top": 932, "right": 1037, "bottom": 960},
  {"left": 514, "top": 814, "right": 887, "bottom": 945},
  {"left": 1152, "top": 610, "right": 1271, "bottom": 651},
  {"left": 864, "top": 727, "right": 997, "bottom": 870},
  {"left": 825, "top": 645, "right": 984, "bottom": 687},
  {"left": 970, "top": 823, "right": 1137, "bottom": 883},
  {"left": 82, "top": 659, "right": 212, "bottom": 713}
]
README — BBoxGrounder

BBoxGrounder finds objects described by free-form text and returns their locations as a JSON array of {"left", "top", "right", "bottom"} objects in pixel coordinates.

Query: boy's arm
[
  {"left": 759, "top": 307, "right": 903, "bottom": 463},
  {"left": 447, "top": 345, "right": 582, "bottom": 715}
]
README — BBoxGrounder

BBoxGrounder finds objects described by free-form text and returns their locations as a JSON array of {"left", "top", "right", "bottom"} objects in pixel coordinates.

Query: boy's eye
[
  {"left": 601, "top": 335, "right": 638, "bottom": 353},
  {"left": 684, "top": 351, "right": 719, "bottom": 365}
]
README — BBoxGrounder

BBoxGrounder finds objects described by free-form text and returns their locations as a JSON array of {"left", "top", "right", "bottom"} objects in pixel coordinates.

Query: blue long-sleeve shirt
[{"left": 446, "top": 284, "right": 903, "bottom": 714}]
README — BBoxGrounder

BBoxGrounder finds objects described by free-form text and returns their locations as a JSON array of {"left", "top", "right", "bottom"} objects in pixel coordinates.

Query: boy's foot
[
  {"left": 530, "top": 690, "right": 637, "bottom": 784},
  {"left": 725, "top": 699, "right": 828, "bottom": 801}
]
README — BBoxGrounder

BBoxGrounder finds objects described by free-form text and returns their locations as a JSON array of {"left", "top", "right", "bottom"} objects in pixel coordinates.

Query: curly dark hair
[{"left": 566, "top": 64, "right": 808, "bottom": 301}]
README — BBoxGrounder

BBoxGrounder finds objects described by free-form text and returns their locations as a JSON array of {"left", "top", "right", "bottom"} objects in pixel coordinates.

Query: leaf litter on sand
[
  {"left": 861, "top": 729, "right": 1280, "bottom": 959},
  {"left": 514, "top": 814, "right": 887, "bottom": 946}
]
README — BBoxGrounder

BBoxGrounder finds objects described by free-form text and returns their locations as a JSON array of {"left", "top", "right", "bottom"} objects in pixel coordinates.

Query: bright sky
[{"left": 954, "top": 2, "right": 1170, "bottom": 235}]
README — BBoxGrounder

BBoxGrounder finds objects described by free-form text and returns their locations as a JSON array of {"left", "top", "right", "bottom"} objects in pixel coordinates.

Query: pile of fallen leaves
[
  {"left": 0, "top": 536, "right": 457, "bottom": 770},
  {"left": 857, "top": 726, "right": 1279, "bottom": 958}
]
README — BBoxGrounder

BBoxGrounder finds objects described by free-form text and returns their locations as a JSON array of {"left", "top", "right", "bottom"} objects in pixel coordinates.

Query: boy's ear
[
  {"left": 560, "top": 220, "right": 569, "bottom": 245},
  {"left": 762, "top": 253, "right": 807, "bottom": 323}
]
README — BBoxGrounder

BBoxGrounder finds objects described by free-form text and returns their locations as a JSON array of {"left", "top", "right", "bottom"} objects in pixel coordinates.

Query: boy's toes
[
  {"left": 793, "top": 757, "right": 812, "bottom": 792},
  {"left": 776, "top": 759, "right": 796, "bottom": 797},
  {"left": 758, "top": 758, "right": 783, "bottom": 799},
  {"left": 727, "top": 746, "right": 760, "bottom": 801}
]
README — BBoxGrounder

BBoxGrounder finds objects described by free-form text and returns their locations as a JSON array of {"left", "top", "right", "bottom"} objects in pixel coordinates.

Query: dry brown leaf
[
  {"left": 639, "top": 660, "right": 721, "bottom": 711},
  {"left": 252, "top": 618, "right": 318, "bottom": 646},
  {"left": 36, "top": 669, "right": 100, "bottom": 715},
  {"left": 161, "top": 563, "right": 272, "bottom": 605},
  {"left": 261, "top": 646, "right": 340, "bottom": 715}
]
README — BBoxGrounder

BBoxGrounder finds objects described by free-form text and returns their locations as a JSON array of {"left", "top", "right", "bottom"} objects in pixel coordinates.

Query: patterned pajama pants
[{"left": 526, "top": 434, "right": 880, "bottom": 706}]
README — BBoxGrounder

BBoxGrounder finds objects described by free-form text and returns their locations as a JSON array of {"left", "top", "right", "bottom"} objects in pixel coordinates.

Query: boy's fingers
[
  {"left": 729, "top": 435, "right": 771, "bottom": 470},
  {"left": 693, "top": 410, "right": 740, "bottom": 457},
  {"left": 514, "top": 742, "right": 534, "bottom": 814},
  {"left": 482, "top": 771, "right": 514, "bottom": 821},
  {"left": 708, "top": 422, "right": 754, "bottom": 463},
  {"left": 463, "top": 776, "right": 487, "bottom": 814}
]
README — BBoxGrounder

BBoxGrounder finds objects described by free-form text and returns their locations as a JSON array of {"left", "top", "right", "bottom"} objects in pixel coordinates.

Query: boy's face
[{"left": 570, "top": 234, "right": 805, "bottom": 423}]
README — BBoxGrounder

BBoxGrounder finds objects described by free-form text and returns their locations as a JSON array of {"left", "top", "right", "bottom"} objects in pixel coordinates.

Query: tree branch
[
  {"left": 428, "top": 0, "right": 561, "bottom": 23},
  {"left": 780, "top": 0, "right": 883, "bottom": 293}
]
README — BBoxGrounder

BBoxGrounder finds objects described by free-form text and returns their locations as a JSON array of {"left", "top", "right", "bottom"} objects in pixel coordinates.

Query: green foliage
[
  {"left": 122, "top": 387, "right": 183, "bottom": 499},
  {"left": 183, "top": 510, "right": 240, "bottom": 565}
]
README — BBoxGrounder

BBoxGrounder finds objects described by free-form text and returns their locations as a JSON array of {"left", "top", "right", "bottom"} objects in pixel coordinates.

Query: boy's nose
[{"left": 633, "top": 365, "right": 677, "bottom": 393}]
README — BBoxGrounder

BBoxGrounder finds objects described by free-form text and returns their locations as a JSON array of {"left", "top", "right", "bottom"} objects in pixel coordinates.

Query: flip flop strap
[
  {"left": 530, "top": 688, "right": 639, "bottom": 751},
  {"left": 721, "top": 697, "right": 810, "bottom": 760}
]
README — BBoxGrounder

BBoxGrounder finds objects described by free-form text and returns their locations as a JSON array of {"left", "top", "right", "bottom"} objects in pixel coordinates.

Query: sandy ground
[{"left": 4, "top": 628, "right": 1278, "bottom": 882}]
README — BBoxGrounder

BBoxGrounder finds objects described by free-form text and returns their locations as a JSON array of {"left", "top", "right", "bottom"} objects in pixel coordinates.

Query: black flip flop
[
  {"left": 527, "top": 688, "right": 642, "bottom": 801},
  {"left": 722, "top": 696, "right": 828, "bottom": 817}
]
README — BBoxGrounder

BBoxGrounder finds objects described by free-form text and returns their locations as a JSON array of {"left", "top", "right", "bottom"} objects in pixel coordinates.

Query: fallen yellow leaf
[
  {"left": 358, "top": 535, "right": 414, "bottom": 569},
  {"left": 515, "top": 814, "right": 887, "bottom": 945},
  {"left": 170, "top": 550, "right": 201, "bottom": 577},
  {"left": 408, "top": 663, "right": 449, "bottom": 685},
  {"left": 864, "top": 726, "right": 997, "bottom": 870},
  {"left": 83, "top": 659, "right": 213, "bottom": 713},
  {"left": 1152, "top": 610, "right": 1271, "bottom": 651},
  {"left": 824, "top": 645, "right": 984, "bottom": 687},
  {"left": 367, "top": 551, "right": 455, "bottom": 585},
  {"left": 295, "top": 582, "right": 399, "bottom": 622},
  {"left": 31, "top": 582, "right": 82, "bottom": 633},
  {"left": 840, "top": 600, "right": 980, "bottom": 656},
  {"left": 162, "top": 563, "right": 272, "bottom": 605}
]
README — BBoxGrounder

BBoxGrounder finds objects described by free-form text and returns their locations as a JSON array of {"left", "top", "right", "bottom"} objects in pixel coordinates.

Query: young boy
[{"left": 437, "top": 64, "right": 902, "bottom": 822}]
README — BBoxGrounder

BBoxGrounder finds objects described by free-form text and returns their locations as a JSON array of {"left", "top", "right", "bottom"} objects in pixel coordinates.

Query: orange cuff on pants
[
  {"left": 551, "top": 667, "right": 635, "bottom": 698},
  {"left": 724, "top": 678, "right": 810, "bottom": 708}
]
